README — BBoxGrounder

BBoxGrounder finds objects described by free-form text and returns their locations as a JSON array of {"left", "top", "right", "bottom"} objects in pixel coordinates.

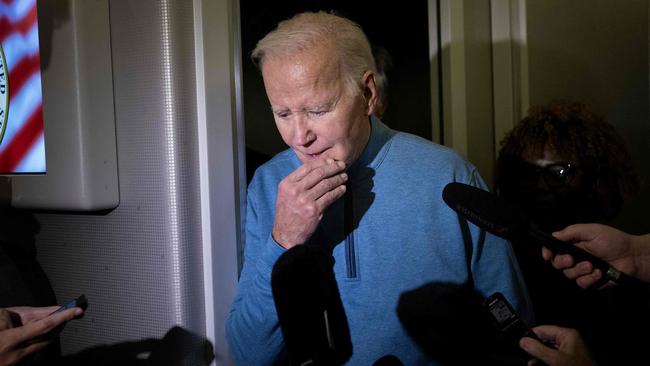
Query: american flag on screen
[{"left": 0, "top": 0, "right": 45, "bottom": 174}]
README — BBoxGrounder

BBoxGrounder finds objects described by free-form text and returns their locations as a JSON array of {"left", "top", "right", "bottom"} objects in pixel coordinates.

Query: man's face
[{"left": 261, "top": 45, "right": 375, "bottom": 166}]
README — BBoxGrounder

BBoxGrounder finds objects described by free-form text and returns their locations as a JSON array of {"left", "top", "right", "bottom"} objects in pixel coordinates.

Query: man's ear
[{"left": 361, "top": 71, "right": 378, "bottom": 116}]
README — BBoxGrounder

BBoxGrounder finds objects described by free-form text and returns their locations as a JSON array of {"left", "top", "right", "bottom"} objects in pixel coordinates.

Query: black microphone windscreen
[
  {"left": 373, "top": 354, "right": 404, "bottom": 366},
  {"left": 271, "top": 245, "right": 352, "bottom": 366},
  {"left": 442, "top": 182, "right": 529, "bottom": 241}
]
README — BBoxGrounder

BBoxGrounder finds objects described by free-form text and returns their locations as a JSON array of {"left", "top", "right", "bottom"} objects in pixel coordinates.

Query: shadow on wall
[{"left": 36, "top": 0, "right": 72, "bottom": 70}]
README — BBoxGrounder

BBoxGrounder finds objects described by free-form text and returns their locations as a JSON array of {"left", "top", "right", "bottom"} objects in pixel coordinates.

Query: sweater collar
[{"left": 347, "top": 115, "right": 393, "bottom": 177}]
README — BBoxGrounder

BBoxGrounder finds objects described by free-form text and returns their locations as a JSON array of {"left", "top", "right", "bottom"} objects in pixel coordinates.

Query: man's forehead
[
  {"left": 263, "top": 59, "right": 343, "bottom": 108},
  {"left": 263, "top": 43, "right": 338, "bottom": 74}
]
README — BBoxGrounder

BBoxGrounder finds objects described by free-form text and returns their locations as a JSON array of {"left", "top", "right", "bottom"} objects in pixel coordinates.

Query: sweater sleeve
[
  {"left": 465, "top": 169, "right": 536, "bottom": 325},
  {"left": 225, "top": 184, "right": 288, "bottom": 365}
]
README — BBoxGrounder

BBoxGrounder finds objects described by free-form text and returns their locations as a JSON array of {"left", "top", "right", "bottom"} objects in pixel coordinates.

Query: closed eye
[
  {"left": 274, "top": 110, "right": 291, "bottom": 119},
  {"left": 308, "top": 110, "right": 327, "bottom": 117}
]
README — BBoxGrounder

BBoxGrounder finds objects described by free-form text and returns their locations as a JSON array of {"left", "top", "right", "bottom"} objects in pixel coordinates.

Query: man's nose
[{"left": 292, "top": 117, "right": 315, "bottom": 146}]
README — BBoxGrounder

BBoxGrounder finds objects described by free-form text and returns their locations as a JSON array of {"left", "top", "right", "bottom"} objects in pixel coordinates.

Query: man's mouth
[{"left": 302, "top": 148, "right": 328, "bottom": 160}]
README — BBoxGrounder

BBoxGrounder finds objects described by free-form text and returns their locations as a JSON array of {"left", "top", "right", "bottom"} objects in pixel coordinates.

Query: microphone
[
  {"left": 271, "top": 244, "right": 352, "bottom": 366},
  {"left": 373, "top": 354, "right": 404, "bottom": 366},
  {"left": 396, "top": 282, "right": 526, "bottom": 365},
  {"left": 442, "top": 182, "right": 643, "bottom": 287}
]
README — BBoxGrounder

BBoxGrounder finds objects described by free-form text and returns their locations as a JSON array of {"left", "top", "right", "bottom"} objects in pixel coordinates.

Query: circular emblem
[{"left": 0, "top": 42, "right": 8, "bottom": 145}]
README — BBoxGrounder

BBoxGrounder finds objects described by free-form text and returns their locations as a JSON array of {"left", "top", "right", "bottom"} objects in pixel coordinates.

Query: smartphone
[
  {"left": 484, "top": 292, "right": 537, "bottom": 340},
  {"left": 50, "top": 294, "right": 88, "bottom": 316}
]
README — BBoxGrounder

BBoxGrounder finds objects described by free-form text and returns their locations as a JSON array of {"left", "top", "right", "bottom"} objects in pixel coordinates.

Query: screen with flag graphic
[{"left": 0, "top": 0, "right": 44, "bottom": 174}]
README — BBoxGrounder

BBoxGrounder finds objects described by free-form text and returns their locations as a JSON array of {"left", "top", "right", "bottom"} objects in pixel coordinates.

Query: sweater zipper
[
  {"left": 344, "top": 185, "right": 357, "bottom": 278},
  {"left": 345, "top": 233, "right": 356, "bottom": 278}
]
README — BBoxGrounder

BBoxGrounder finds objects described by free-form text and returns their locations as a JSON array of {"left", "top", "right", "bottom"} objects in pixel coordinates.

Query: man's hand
[
  {"left": 519, "top": 325, "right": 595, "bottom": 366},
  {"left": 543, "top": 223, "right": 639, "bottom": 288},
  {"left": 0, "top": 306, "right": 83, "bottom": 366},
  {"left": 273, "top": 159, "right": 348, "bottom": 248}
]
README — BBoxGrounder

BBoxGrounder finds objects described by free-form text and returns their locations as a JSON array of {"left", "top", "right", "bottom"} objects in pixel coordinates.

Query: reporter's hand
[
  {"left": 0, "top": 306, "right": 83, "bottom": 366},
  {"left": 273, "top": 159, "right": 348, "bottom": 248},
  {"left": 542, "top": 223, "right": 637, "bottom": 288},
  {"left": 519, "top": 325, "right": 595, "bottom": 366}
]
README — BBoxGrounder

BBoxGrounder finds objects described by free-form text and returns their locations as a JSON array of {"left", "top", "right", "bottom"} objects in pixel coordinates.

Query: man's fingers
[
  {"left": 287, "top": 160, "right": 326, "bottom": 182},
  {"left": 13, "top": 308, "right": 81, "bottom": 344},
  {"left": 562, "top": 261, "right": 594, "bottom": 280},
  {"left": 315, "top": 185, "right": 347, "bottom": 211},
  {"left": 280, "top": 159, "right": 347, "bottom": 204},
  {"left": 548, "top": 251, "right": 604, "bottom": 288},
  {"left": 530, "top": 325, "right": 564, "bottom": 341},
  {"left": 552, "top": 223, "right": 597, "bottom": 243},
  {"left": 308, "top": 171, "right": 348, "bottom": 201},
  {"left": 13, "top": 307, "right": 60, "bottom": 325},
  {"left": 0, "top": 326, "right": 52, "bottom": 365},
  {"left": 288, "top": 159, "right": 330, "bottom": 182},
  {"left": 541, "top": 247, "right": 554, "bottom": 261},
  {"left": 298, "top": 160, "right": 346, "bottom": 190},
  {"left": 576, "top": 269, "right": 603, "bottom": 289},
  {"left": 0, "top": 310, "right": 12, "bottom": 331},
  {"left": 551, "top": 254, "right": 574, "bottom": 270},
  {"left": 13, "top": 339, "right": 50, "bottom": 362},
  {"left": 519, "top": 336, "right": 559, "bottom": 366}
]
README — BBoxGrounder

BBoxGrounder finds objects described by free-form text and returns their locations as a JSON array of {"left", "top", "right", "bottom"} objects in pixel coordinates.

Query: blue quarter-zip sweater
[{"left": 226, "top": 117, "right": 533, "bottom": 365}]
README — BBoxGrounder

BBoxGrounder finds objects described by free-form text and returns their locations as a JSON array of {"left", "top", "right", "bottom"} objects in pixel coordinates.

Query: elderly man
[{"left": 226, "top": 11, "right": 532, "bottom": 365}]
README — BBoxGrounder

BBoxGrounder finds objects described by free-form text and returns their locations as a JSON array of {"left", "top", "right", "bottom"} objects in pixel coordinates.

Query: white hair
[{"left": 252, "top": 11, "right": 376, "bottom": 96}]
